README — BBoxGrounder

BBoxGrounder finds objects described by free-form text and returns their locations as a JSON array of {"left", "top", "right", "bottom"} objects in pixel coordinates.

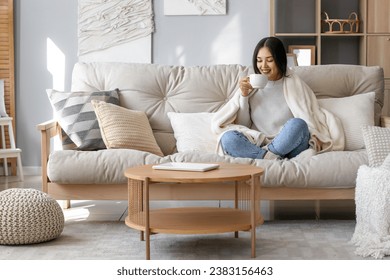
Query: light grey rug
[{"left": 0, "top": 219, "right": 386, "bottom": 260}]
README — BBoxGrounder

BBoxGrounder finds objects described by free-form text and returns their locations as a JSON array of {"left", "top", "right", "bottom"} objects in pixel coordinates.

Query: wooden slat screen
[
  {"left": 0, "top": 0, "right": 16, "bottom": 176},
  {"left": 0, "top": 0, "right": 14, "bottom": 150}
]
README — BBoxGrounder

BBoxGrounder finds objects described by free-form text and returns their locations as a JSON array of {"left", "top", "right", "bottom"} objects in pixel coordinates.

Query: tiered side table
[{"left": 124, "top": 163, "right": 264, "bottom": 260}]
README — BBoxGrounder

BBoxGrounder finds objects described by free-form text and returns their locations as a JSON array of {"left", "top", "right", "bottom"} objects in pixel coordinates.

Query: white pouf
[
  {"left": 351, "top": 165, "right": 390, "bottom": 258},
  {"left": 0, "top": 188, "right": 64, "bottom": 245}
]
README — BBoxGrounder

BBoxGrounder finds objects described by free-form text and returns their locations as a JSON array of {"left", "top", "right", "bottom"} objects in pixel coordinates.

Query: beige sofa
[{"left": 38, "top": 62, "right": 385, "bottom": 215}]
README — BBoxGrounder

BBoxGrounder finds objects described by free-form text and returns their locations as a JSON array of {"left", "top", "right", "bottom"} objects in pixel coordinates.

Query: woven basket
[
  {"left": 0, "top": 188, "right": 64, "bottom": 245},
  {"left": 321, "top": 11, "right": 359, "bottom": 34}
]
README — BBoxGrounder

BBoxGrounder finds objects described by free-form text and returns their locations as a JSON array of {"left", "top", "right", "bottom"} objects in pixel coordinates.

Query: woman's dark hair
[{"left": 252, "top": 37, "right": 287, "bottom": 76}]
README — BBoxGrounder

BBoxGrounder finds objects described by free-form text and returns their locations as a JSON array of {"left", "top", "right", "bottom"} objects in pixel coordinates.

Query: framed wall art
[
  {"left": 288, "top": 45, "right": 316, "bottom": 66},
  {"left": 287, "top": 53, "right": 298, "bottom": 68},
  {"left": 78, "top": 0, "right": 154, "bottom": 63},
  {"left": 164, "top": 0, "right": 227, "bottom": 16}
]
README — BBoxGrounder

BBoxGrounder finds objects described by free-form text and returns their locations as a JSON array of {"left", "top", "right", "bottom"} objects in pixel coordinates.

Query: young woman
[{"left": 212, "top": 37, "right": 345, "bottom": 159}]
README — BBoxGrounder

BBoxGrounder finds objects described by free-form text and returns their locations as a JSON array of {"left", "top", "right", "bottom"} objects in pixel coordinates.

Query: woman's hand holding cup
[
  {"left": 239, "top": 76, "right": 253, "bottom": 97},
  {"left": 240, "top": 74, "right": 268, "bottom": 97}
]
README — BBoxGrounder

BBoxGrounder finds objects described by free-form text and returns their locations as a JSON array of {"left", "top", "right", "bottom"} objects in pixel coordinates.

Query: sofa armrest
[
  {"left": 37, "top": 119, "right": 58, "bottom": 131},
  {"left": 37, "top": 119, "right": 61, "bottom": 192},
  {"left": 380, "top": 116, "right": 390, "bottom": 128}
]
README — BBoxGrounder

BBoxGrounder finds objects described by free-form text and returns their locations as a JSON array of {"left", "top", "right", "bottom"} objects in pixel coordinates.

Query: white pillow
[
  {"left": 168, "top": 112, "right": 218, "bottom": 153},
  {"left": 318, "top": 92, "right": 375, "bottom": 151}
]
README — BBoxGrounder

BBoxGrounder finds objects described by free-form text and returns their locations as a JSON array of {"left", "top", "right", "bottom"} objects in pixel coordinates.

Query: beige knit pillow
[{"left": 92, "top": 100, "right": 163, "bottom": 156}]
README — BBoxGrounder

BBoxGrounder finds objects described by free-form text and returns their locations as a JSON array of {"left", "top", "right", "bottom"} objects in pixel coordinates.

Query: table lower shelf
[{"left": 125, "top": 207, "right": 263, "bottom": 234}]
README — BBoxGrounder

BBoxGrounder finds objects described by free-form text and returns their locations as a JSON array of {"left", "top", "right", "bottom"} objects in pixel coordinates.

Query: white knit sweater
[{"left": 237, "top": 78, "right": 293, "bottom": 139}]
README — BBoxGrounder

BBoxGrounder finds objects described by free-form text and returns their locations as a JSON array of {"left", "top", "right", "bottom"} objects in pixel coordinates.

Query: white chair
[{"left": 0, "top": 117, "right": 23, "bottom": 181}]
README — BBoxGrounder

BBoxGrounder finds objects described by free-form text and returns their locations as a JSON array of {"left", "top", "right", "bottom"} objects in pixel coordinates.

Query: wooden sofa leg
[
  {"left": 62, "top": 199, "right": 71, "bottom": 209},
  {"left": 315, "top": 200, "right": 320, "bottom": 220},
  {"left": 268, "top": 201, "right": 275, "bottom": 221}
]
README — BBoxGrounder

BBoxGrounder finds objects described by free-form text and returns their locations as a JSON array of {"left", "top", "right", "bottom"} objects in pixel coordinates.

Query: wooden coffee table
[{"left": 124, "top": 162, "right": 264, "bottom": 259}]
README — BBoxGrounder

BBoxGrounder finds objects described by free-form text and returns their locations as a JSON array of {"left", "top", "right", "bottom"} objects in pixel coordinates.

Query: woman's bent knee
[
  {"left": 221, "top": 130, "right": 238, "bottom": 145},
  {"left": 287, "top": 118, "right": 308, "bottom": 130}
]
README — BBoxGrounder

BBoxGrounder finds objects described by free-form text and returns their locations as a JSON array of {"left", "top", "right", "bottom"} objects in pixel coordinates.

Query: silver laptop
[{"left": 152, "top": 162, "right": 220, "bottom": 172}]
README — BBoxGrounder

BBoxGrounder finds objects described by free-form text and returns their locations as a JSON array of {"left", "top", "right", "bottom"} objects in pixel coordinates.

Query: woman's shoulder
[
  {"left": 285, "top": 68, "right": 297, "bottom": 77},
  {"left": 285, "top": 69, "right": 305, "bottom": 83}
]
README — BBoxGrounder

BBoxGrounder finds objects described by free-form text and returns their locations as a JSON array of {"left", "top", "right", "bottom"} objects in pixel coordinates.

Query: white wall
[
  {"left": 15, "top": 0, "right": 78, "bottom": 173},
  {"left": 14, "top": 0, "right": 269, "bottom": 171},
  {"left": 153, "top": 0, "right": 269, "bottom": 66}
]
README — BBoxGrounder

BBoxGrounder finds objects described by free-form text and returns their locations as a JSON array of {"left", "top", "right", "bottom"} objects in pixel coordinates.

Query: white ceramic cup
[{"left": 249, "top": 74, "right": 268, "bottom": 89}]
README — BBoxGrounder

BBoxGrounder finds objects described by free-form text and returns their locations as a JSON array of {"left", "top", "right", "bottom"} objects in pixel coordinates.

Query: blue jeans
[{"left": 220, "top": 118, "right": 310, "bottom": 159}]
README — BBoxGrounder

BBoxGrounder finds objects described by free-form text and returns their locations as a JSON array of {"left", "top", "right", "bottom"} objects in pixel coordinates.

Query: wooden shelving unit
[
  {"left": 270, "top": 0, "right": 390, "bottom": 114},
  {"left": 270, "top": 0, "right": 363, "bottom": 65}
]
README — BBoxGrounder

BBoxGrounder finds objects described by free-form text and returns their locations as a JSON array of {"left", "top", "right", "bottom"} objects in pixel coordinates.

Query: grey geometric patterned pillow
[
  {"left": 47, "top": 89, "right": 120, "bottom": 150},
  {"left": 362, "top": 125, "right": 390, "bottom": 167}
]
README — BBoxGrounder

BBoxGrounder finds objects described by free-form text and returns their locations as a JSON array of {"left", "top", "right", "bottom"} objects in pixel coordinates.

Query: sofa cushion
[
  {"left": 294, "top": 65, "right": 384, "bottom": 125},
  {"left": 47, "top": 89, "right": 119, "bottom": 150},
  {"left": 92, "top": 100, "right": 164, "bottom": 156},
  {"left": 70, "top": 63, "right": 384, "bottom": 156},
  {"left": 362, "top": 125, "right": 390, "bottom": 167},
  {"left": 71, "top": 62, "right": 249, "bottom": 136},
  {"left": 318, "top": 92, "right": 375, "bottom": 151},
  {"left": 47, "top": 149, "right": 163, "bottom": 184},
  {"left": 168, "top": 112, "right": 217, "bottom": 153},
  {"left": 47, "top": 149, "right": 367, "bottom": 188}
]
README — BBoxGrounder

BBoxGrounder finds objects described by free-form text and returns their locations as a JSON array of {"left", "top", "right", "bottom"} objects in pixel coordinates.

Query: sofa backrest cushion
[
  {"left": 293, "top": 64, "right": 384, "bottom": 125},
  {"left": 71, "top": 62, "right": 249, "bottom": 154},
  {"left": 71, "top": 62, "right": 384, "bottom": 155}
]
